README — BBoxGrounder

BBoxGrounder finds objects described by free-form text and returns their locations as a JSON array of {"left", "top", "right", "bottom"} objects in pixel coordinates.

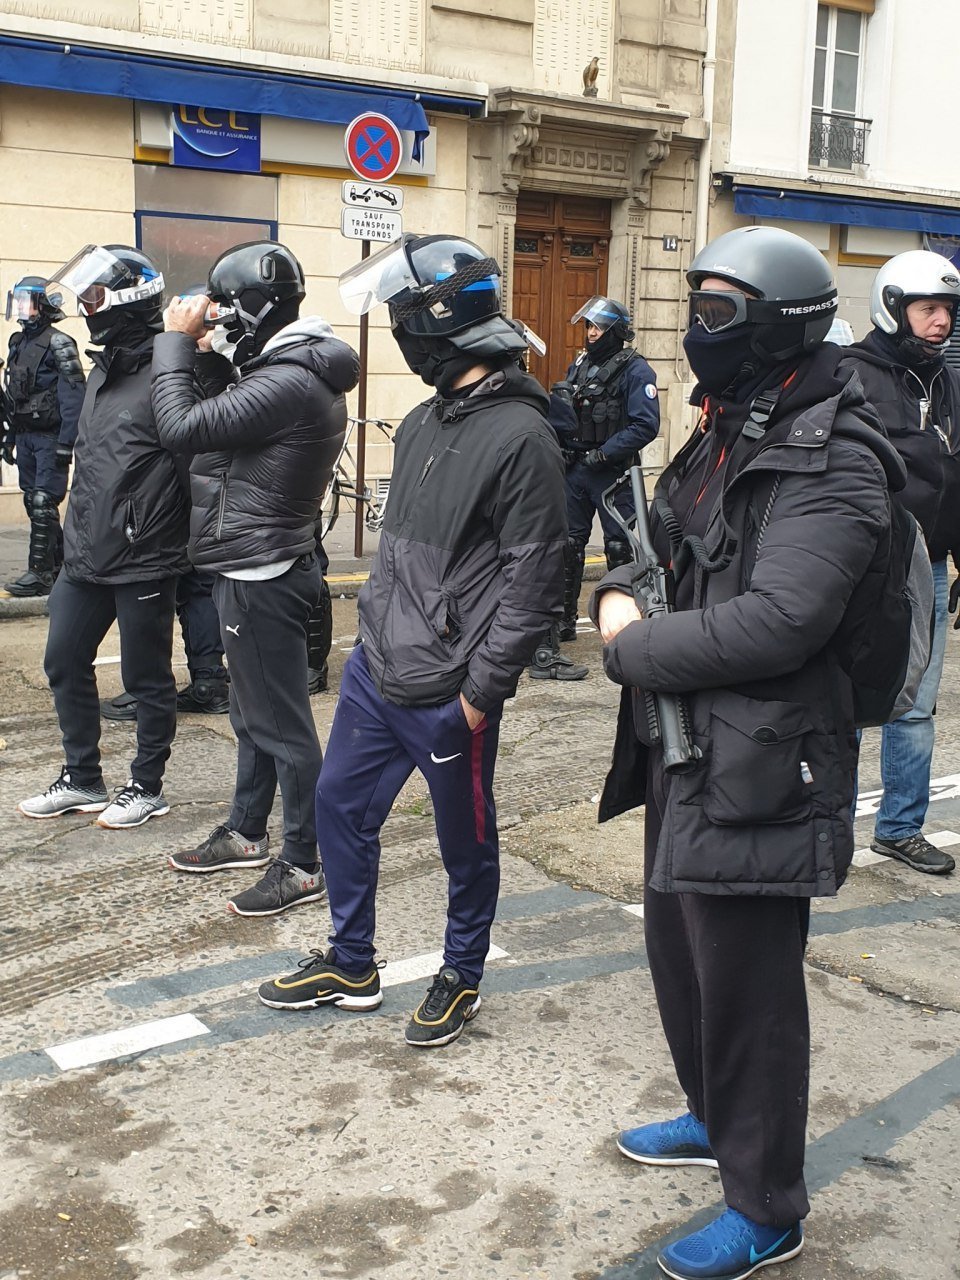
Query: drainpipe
[{"left": 694, "top": 0, "right": 719, "bottom": 253}]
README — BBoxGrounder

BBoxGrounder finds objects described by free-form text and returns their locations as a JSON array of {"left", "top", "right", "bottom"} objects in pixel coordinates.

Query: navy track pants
[{"left": 317, "top": 644, "right": 502, "bottom": 986}]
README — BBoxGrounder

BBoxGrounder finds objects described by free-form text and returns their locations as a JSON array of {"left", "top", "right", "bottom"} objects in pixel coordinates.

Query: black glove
[
  {"left": 949, "top": 575, "right": 960, "bottom": 630},
  {"left": 582, "top": 448, "right": 607, "bottom": 470},
  {"left": 0, "top": 434, "right": 14, "bottom": 467},
  {"left": 54, "top": 444, "right": 73, "bottom": 473}
]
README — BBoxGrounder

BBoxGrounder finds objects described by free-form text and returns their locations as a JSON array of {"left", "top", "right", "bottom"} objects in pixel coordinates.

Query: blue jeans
[{"left": 874, "top": 558, "right": 949, "bottom": 840}]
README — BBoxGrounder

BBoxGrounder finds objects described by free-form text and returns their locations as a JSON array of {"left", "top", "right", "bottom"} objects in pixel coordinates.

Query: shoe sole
[
  {"left": 226, "top": 889, "right": 327, "bottom": 917},
  {"left": 657, "top": 1237, "right": 803, "bottom": 1280},
  {"left": 168, "top": 855, "right": 272, "bottom": 874},
  {"left": 18, "top": 800, "right": 108, "bottom": 819},
  {"left": 258, "top": 989, "right": 383, "bottom": 1011},
  {"left": 405, "top": 996, "right": 481, "bottom": 1048},
  {"left": 97, "top": 804, "right": 171, "bottom": 830},
  {"left": 529, "top": 669, "right": 588, "bottom": 681},
  {"left": 870, "top": 844, "right": 955, "bottom": 875},
  {"left": 616, "top": 1138, "right": 719, "bottom": 1168}
]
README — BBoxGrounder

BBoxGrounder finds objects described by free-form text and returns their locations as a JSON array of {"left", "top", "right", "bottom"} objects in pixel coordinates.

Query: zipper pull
[
  {"left": 419, "top": 454, "right": 436, "bottom": 485},
  {"left": 918, "top": 397, "right": 930, "bottom": 430}
]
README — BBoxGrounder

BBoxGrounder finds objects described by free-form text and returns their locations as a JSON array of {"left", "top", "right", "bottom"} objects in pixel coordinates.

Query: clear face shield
[
  {"left": 570, "top": 296, "right": 622, "bottom": 332},
  {"left": 4, "top": 287, "right": 43, "bottom": 322},
  {"left": 337, "top": 236, "right": 420, "bottom": 316},
  {"left": 46, "top": 245, "right": 164, "bottom": 317}
]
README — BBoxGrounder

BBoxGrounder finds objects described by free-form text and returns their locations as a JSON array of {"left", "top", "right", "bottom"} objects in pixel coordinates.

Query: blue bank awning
[
  {"left": 0, "top": 36, "right": 483, "bottom": 161},
  {"left": 734, "top": 185, "right": 960, "bottom": 238}
]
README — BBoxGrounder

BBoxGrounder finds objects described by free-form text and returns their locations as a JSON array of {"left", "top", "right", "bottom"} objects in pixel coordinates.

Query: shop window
[
  {"left": 330, "top": 0, "right": 423, "bottom": 71},
  {"left": 809, "top": 4, "right": 870, "bottom": 171},
  {"left": 141, "top": 0, "right": 251, "bottom": 46},
  {"left": 533, "top": 0, "right": 612, "bottom": 98}
]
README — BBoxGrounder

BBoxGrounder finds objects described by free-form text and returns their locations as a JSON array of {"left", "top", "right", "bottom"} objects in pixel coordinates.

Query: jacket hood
[
  {"left": 438, "top": 362, "right": 550, "bottom": 421},
  {"left": 255, "top": 316, "right": 360, "bottom": 393},
  {"left": 845, "top": 327, "right": 947, "bottom": 375}
]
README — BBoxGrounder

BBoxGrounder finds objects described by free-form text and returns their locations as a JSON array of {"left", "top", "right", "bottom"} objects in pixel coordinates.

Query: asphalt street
[{"left": 0, "top": 582, "right": 959, "bottom": 1280}]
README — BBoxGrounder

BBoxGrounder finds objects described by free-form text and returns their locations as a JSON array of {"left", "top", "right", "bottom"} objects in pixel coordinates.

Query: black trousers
[
  {"left": 176, "top": 569, "right": 225, "bottom": 680},
  {"left": 644, "top": 763, "right": 811, "bottom": 1226},
  {"left": 213, "top": 556, "right": 323, "bottom": 865},
  {"left": 45, "top": 574, "right": 178, "bottom": 792}
]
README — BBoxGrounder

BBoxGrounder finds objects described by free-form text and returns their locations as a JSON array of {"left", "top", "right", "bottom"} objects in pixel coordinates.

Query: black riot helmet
[
  {"left": 5, "top": 275, "right": 64, "bottom": 326},
  {"left": 571, "top": 296, "right": 635, "bottom": 344},
  {"left": 46, "top": 244, "right": 165, "bottom": 346},
  {"left": 207, "top": 241, "right": 306, "bottom": 365},
  {"left": 686, "top": 226, "right": 837, "bottom": 362},
  {"left": 338, "top": 233, "right": 528, "bottom": 390}
]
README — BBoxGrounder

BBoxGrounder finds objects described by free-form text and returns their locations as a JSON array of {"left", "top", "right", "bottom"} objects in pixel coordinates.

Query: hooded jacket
[
  {"left": 63, "top": 336, "right": 190, "bottom": 584},
  {"left": 841, "top": 328, "right": 960, "bottom": 559},
  {"left": 151, "top": 318, "right": 360, "bottom": 574},
  {"left": 358, "top": 363, "right": 566, "bottom": 712},
  {"left": 589, "top": 344, "right": 895, "bottom": 898}
]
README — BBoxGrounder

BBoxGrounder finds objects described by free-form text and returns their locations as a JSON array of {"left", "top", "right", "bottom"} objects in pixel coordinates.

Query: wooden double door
[{"left": 512, "top": 192, "right": 611, "bottom": 389}]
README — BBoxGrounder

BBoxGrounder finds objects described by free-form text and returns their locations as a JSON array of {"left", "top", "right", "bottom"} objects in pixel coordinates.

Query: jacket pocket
[
  {"left": 215, "top": 471, "right": 229, "bottom": 539},
  {"left": 123, "top": 498, "right": 138, "bottom": 545},
  {"left": 703, "top": 692, "right": 813, "bottom": 826}
]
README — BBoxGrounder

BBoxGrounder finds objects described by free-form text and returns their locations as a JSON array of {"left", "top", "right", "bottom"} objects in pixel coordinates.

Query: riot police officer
[
  {"left": 554, "top": 297, "right": 660, "bottom": 639},
  {"left": 2, "top": 277, "right": 85, "bottom": 597}
]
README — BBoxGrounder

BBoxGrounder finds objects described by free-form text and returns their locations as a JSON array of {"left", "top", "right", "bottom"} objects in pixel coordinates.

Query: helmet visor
[
  {"left": 46, "top": 245, "right": 163, "bottom": 316},
  {"left": 5, "top": 286, "right": 43, "bottom": 322},
  {"left": 687, "top": 290, "right": 750, "bottom": 334},
  {"left": 338, "top": 237, "right": 418, "bottom": 315},
  {"left": 570, "top": 296, "right": 624, "bottom": 331}
]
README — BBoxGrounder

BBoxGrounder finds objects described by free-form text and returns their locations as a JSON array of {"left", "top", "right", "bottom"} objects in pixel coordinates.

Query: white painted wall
[{"left": 728, "top": 0, "right": 960, "bottom": 197}]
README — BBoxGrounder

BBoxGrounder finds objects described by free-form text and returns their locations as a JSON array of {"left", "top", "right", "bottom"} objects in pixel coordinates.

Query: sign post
[{"left": 341, "top": 113, "right": 404, "bottom": 556}]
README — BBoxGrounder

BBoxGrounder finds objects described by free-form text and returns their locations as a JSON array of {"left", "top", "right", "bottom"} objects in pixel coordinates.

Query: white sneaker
[
  {"left": 97, "top": 781, "right": 170, "bottom": 829},
  {"left": 18, "top": 770, "right": 109, "bottom": 819}
]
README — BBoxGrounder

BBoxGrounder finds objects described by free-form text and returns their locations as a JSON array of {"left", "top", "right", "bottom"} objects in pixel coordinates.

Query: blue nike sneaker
[
  {"left": 616, "top": 1112, "right": 718, "bottom": 1167},
  {"left": 657, "top": 1208, "right": 803, "bottom": 1280}
]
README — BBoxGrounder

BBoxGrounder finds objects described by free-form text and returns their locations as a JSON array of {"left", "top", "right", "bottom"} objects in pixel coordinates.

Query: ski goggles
[
  {"left": 688, "top": 288, "right": 837, "bottom": 333},
  {"left": 46, "top": 246, "right": 164, "bottom": 317}
]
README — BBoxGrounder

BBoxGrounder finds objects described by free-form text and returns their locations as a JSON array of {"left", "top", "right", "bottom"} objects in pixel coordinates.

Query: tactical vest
[
  {"left": 571, "top": 348, "right": 638, "bottom": 445},
  {"left": 5, "top": 328, "right": 59, "bottom": 431}
]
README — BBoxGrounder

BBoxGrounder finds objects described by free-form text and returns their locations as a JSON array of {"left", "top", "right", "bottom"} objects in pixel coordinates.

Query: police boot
[
  {"left": 4, "top": 490, "right": 57, "bottom": 597},
  {"left": 605, "top": 539, "right": 632, "bottom": 572},
  {"left": 528, "top": 624, "right": 588, "bottom": 681},
  {"left": 559, "top": 538, "right": 586, "bottom": 641},
  {"left": 307, "top": 579, "right": 333, "bottom": 695}
]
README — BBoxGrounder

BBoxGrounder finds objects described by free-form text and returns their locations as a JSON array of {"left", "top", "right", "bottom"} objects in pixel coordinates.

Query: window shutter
[
  {"left": 534, "top": 0, "right": 613, "bottom": 97},
  {"left": 330, "top": 0, "right": 423, "bottom": 71},
  {"left": 818, "top": 0, "right": 875, "bottom": 14},
  {"left": 140, "top": 0, "right": 250, "bottom": 46}
]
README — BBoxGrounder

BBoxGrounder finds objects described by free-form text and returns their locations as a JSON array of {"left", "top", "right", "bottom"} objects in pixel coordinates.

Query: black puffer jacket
[
  {"left": 151, "top": 320, "right": 359, "bottom": 573},
  {"left": 590, "top": 345, "right": 895, "bottom": 898},
  {"left": 63, "top": 337, "right": 190, "bottom": 584},
  {"left": 841, "top": 329, "right": 960, "bottom": 559},
  {"left": 358, "top": 364, "right": 566, "bottom": 712}
]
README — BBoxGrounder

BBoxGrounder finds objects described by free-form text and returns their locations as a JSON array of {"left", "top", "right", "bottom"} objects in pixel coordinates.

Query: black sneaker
[
  {"left": 227, "top": 859, "right": 326, "bottom": 917},
  {"left": 405, "top": 966, "right": 481, "bottom": 1048},
  {"left": 100, "top": 692, "right": 138, "bottom": 722},
  {"left": 258, "top": 947, "right": 383, "bottom": 1010},
  {"left": 871, "top": 834, "right": 955, "bottom": 875},
  {"left": 307, "top": 663, "right": 329, "bottom": 695},
  {"left": 169, "top": 825, "right": 270, "bottom": 873},
  {"left": 176, "top": 678, "right": 230, "bottom": 714}
]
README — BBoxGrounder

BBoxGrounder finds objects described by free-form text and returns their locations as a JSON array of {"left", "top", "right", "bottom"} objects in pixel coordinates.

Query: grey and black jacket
[
  {"left": 63, "top": 337, "right": 190, "bottom": 584},
  {"left": 358, "top": 364, "right": 566, "bottom": 712},
  {"left": 590, "top": 345, "right": 895, "bottom": 898},
  {"left": 151, "top": 319, "right": 359, "bottom": 574},
  {"left": 4, "top": 322, "right": 85, "bottom": 446}
]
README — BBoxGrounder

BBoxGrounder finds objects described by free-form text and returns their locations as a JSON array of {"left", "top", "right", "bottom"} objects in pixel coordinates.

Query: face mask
[
  {"left": 683, "top": 323, "right": 760, "bottom": 396},
  {"left": 210, "top": 325, "right": 239, "bottom": 363},
  {"left": 585, "top": 328, "right": 623, "bottom": 363}
]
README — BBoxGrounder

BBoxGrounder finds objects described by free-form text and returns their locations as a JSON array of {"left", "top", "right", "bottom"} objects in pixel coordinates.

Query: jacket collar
[{"left": 88, "top": 335, "right": 155, "bottom": 376}]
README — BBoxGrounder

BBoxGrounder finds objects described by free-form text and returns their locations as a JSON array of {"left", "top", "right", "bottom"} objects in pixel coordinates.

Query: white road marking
[
  {"left": 380, "top": 945, "right": 508, "bottom": 989},
  {"left": 46, "top": 1013, "right": 210, "bottom": 1071},
  {"left": 855, "top": 775, "right": 960, "bottom": 818},
  {"left": 622, "top": 904, "right": 645, "bottom": 918}
]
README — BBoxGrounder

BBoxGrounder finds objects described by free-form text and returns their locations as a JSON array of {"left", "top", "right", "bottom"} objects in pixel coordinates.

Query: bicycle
[{"left": 319, "top": 416, "right": 395, "bottom": 540}]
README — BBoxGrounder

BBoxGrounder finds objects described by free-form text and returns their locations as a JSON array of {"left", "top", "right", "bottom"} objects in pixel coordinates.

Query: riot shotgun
[{"left": 601, "top": 466, "right": 701, "bottom": 774}]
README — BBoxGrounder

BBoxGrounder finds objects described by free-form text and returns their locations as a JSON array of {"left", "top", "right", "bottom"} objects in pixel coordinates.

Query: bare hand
[
  {"left": 598, "top": 590, "right": 643, "bottom": 644},
  {"left": 164, "top": 295, "right": 209, "bottom": 340},
  {"left": 196, "top": 329, "right": 215, "bottom": 353},
  {"left": 460, "top": 693, "right": 485, "bottom": 731}
]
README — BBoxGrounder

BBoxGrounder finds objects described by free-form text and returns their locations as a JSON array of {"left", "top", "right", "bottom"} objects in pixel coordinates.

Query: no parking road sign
[{"left": 344, "top": 112, "right": 404, "bottom": 183}]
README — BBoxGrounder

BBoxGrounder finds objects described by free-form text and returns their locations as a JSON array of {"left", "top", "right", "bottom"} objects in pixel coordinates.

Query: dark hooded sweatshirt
[
  {"left": 151, "top": 319, "right": 359, "bottom": 573},
  {"left": 358, "top": 363, "right": 567, "bottom": 712}
]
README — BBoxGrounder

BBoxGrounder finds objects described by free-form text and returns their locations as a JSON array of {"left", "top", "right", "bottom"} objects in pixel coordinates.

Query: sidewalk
[{"left": 0, "top": 518, "right": 609, "bottom": 618}]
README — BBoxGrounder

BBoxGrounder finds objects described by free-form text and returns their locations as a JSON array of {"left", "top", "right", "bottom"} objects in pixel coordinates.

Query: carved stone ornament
[{"left": 500, "top": 106, "right": 542, "bottom": 196}]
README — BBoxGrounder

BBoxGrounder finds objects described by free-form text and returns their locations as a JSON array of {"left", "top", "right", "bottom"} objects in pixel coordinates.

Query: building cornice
[
  {"left": 489, "top": 87, "right": 706, "bottom": 141},
  {"left": 725, "top": 168, "right": 960, "bottom": 210}
]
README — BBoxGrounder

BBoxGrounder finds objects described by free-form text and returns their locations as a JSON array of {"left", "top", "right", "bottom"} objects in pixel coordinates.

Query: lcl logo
[{"left": 177, "top": 106, "right": 252, "bottom": 131}]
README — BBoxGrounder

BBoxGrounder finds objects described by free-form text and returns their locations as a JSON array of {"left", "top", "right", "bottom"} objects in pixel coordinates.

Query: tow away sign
[
  {"left": 340, "top": 206, "right": 403, "bottom": 243},
  {"left": 341, "top": 180, "right": 404, "bottom": 211}
]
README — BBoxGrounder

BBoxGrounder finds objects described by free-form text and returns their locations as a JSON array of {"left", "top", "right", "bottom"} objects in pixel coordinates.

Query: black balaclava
[
  {"left": 85, "top": 309, "right": 159, "bottom": 350},
  {"left": 394, "top": 329, "right": 492, "bottom": 397},
  {"left": 585, "top": 326, "right": 623, "bottom": 364},
  {"left": 683, "top": 324, "right": 761, "bottom": 398}
]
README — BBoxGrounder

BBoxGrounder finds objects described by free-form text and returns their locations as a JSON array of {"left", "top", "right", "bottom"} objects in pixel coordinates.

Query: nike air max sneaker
[
  {"left": 258, "top": 948, "right": 383, "bottom": 1010},
  {"left": 657, "top": 1208, "right": 803, "bottom": 1280},
  {"left": 405, "top": 965, "right": 481, "bottom": 1047}
]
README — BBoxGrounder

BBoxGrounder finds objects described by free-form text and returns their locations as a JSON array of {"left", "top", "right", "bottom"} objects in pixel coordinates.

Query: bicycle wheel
[{"left": 319, "top": 471, "right": 343, "bottom": 540}]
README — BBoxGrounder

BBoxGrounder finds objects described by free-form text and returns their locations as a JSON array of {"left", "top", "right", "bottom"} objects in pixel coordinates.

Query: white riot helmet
[{"left": 871, "top": 250, "right": 960, "bottom": 336}]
